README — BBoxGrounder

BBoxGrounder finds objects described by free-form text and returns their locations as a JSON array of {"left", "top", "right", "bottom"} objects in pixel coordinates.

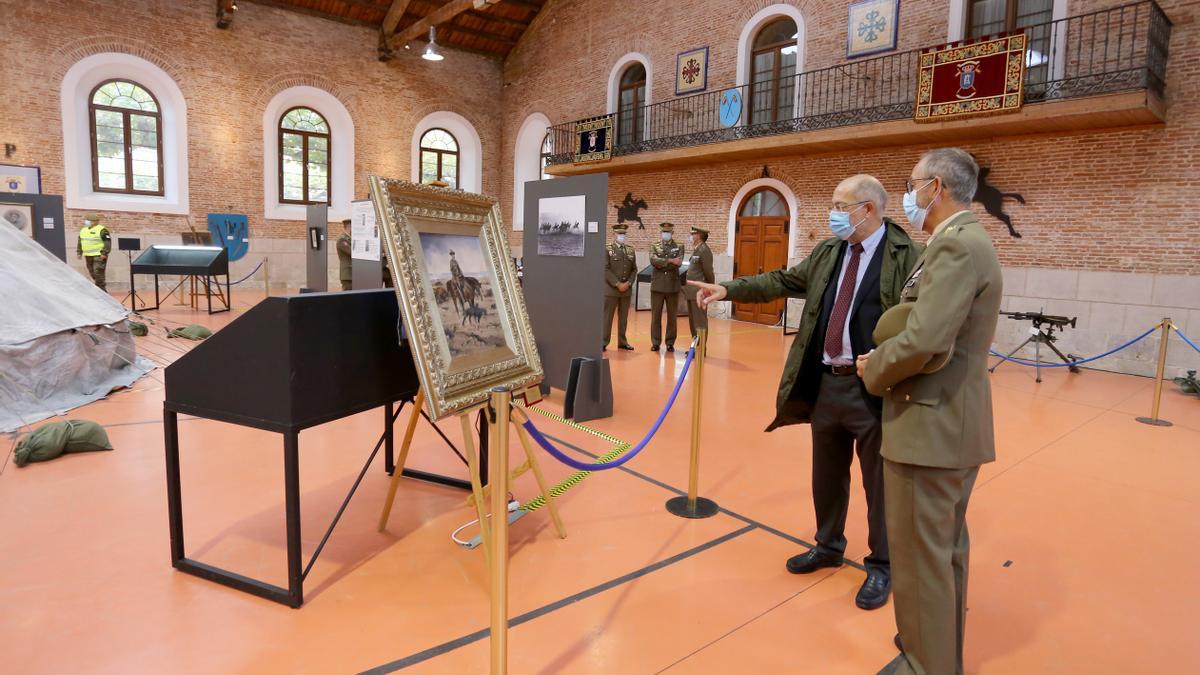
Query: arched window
[
  {"left": 420, "top": 128, "right": 459, "bottom": 188},
  {"left": 617, "top": 63, "right": 647, "bottom": 146},
  {"left": 279, "top": 107, "right": 330, "bottom": 204},
  {"left": 967, "top": 0, "right": 1053, "bottom": 84},
  {"left": 90, "top": 79, "right": 163, "bottom": 195},
  {"left": 748, "top": 17, "right": 799, "bottom": 125},
  {"left": 739, "top": 188, "right": 788, "bottom": 217},
  {"left": 539, "top": 132, "right": 553, "bottom": 180}
]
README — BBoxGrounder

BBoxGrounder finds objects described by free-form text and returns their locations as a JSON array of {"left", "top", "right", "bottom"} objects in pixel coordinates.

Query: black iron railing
[{"left": 547, "top": 1, "right": 1171, "bottom": 165}]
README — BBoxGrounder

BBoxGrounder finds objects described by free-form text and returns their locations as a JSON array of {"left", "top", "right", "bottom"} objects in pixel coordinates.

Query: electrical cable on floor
[{"left": 451, "top": 497, "right": 520, "bottom": 548}]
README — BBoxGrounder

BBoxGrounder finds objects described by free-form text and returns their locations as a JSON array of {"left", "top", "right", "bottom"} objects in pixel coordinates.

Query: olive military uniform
[
  {"left": 337, "top": 219, "right": 352, "bottom": 291},
  {"left": 603, "top": 224, "right": 637, "bottom": 349},
  {"left": 648, "top": 222, "right": 685, "bottom": 351},
  {"left": 682, "top": 226, "right": 715, "bottom": 338},
  {"left": 863, "top": 211, "right": 1002, "bottom": 675},
  {"left": 77, "top": 214, "right": 112, "bottom": 290}
]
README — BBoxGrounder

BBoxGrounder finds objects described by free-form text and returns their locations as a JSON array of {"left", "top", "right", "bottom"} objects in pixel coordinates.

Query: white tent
[{"left": 0, "top": 223, "right": 153, "bottom": 432}]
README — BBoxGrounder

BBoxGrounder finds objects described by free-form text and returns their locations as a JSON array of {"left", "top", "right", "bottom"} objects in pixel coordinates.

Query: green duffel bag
[
  {"left": 13, "top": 420, "right": 114, "bottom": 467},
  {"left": 166, "top": 324, "right": 213, "bottom": 340}
]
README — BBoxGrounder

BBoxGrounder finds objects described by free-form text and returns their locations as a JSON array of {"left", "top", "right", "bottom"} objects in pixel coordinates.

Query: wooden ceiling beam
[
  {"left": 393, "top": 0, "right": 502, "bottom": 45},
  {"left": 440, "top": 23, "right": 518, "bottom": 46},
  {"left": 464, "top": 9, "right": 529, "bottom": 30},
  {"left": 382, "top": 0, "right": 413, "bottom": 35}
]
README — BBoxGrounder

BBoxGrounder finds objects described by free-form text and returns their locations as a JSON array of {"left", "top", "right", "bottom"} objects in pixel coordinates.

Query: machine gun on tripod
[{"left": 990, "top": 310, "right": 1081, "bottom": 382}]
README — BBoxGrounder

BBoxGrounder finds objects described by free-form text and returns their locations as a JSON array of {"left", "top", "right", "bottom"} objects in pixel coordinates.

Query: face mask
[
  {"left": 903, "top": 180, "right": 937, "bottom": 229},
  {"left": 828, "top": 203, "right": 867, "bottom": 241},
  {"left": 661, "top": 232, "right": 672, "bottom": 241},
  {"left": 616, "top": 234, "right": 626, "bottom": 243}
]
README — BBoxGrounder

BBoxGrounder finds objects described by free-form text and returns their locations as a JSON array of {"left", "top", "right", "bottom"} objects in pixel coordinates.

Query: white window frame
[
  {"left": 735, "top": 4, "right": 808, "bottom": 123},
  {"left": 512, "top": 112, "right": 551, "bottom": 232},
  {"left": 410, "top": 111, "right": 483, "bottom": 193},
  {"left": 262, "top": 86, "right": 354, "bottom": 221},
  {"left": 60, "top": 53, "right": 189, "bottom": 215},
  {"left": 947, "top": 0, "right": 1068, "bottom": 81},
  {"left": 606, "top": 52, "right": 653, "bottom": 142}
]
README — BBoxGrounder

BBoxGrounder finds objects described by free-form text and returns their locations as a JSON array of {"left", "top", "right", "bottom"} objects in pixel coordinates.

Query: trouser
[
  {"left": 650, "top": 291, "right": 679, "bottom": 348},
  {"left": 686, "top": 297, "right": 708, "bottom": 337},
  {"left": 810, "top": 371, "right": 888, "bottom": 571},
  {"left": 85, "top": 255, "right": 107, "bottom": 290},
  {"left": 341, "top": 280, "right": 352, "bottom": 291},
  {"left": 884, "top": 459, "right": 979, "bottom": 675},
  {"left": 603, "top": 294, "right": 631, "bottom": 347}
]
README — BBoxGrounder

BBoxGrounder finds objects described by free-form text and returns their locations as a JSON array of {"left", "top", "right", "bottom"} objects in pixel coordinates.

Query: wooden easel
[{"left": 377, "top": 388, "right": 567, "bottom": 559}]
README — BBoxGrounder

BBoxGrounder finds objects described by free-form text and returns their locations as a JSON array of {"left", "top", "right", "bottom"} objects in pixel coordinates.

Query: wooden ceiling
[{"left": 241, "top": 0, "right": 547, "bottom": 58}]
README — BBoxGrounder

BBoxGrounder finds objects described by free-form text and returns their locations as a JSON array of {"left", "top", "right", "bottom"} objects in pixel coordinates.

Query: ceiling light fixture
[{"left": 422, "top": 26, "right": 444, "bottom": 61}]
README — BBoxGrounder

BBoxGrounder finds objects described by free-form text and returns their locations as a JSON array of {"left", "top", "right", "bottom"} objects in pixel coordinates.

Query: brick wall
[{"left": 0, "top": 0, "right": 503, "bottom": 286}]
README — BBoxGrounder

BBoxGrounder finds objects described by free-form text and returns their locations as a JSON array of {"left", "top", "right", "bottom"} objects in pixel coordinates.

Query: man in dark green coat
[{"left": 689, "top": 175, "right": 922, "bottom": 611}]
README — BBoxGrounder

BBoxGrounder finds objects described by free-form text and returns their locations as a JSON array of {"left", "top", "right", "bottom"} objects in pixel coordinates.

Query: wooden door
[{"left": 733, "top": 188, "right": 789, "bottom": 324}]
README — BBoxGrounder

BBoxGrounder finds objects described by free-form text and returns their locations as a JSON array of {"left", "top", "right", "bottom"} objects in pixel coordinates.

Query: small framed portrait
[
  {"left": 1, "top": 202, "right": 34, "bottom": 238},
  {"left": 848, "top": 0, "right": 900, "bottom": 59},
  {"left": 573, "top": 116, "right": 613, "bottom": 164},
  {"left": 0, "top": 164, "right": 41, "bottom": 194},
  {"left": 368, "top": 177, "right": 543, "bottom": 421},
  {"left": 675, "top": 46, "right": 709, "bottom": 95}
]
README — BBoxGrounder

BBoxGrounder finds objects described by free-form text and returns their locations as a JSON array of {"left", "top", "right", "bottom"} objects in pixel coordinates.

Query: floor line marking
[{"left": 359, "top": 524, "right": 756, "bottom": 674}]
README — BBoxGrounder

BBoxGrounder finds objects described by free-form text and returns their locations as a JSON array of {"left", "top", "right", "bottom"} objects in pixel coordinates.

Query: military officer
[
  {"left": 77, "top": 213, "right": 111, "bottom": 290},
  {"left": 336, "top": 219, "right": 353, "bottom": 291},
  {"left": 858, "top": 148, "right": 1002, "bottom": 675},
  {"left": 648, "top": 222, "right": 685, "bottom": 352},
  {"left": 603, "top": 223, "right": 636, "bottom": 351},
  {"left": 682, "top": 225, "right": 715, "bottom": 339}
]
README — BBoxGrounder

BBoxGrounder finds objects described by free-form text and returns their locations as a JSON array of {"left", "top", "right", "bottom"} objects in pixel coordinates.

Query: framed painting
[
  {"left": 368, "top": 177, "right": 543, "bottom": 421},
  {"left": 847, "top": 0, "right": 899, "bottom": 59},
  {"left": 573, "top": 116, "right": 613, "bottom": 163},
  {"left": 1, "top": 202, "right": 34, "bottom": 238},
  {"left": 0, "top": 164, "right": 41, "bottom": 194},
  {"left": 675, "top": 46, "right": 709, "bottom": 95}
]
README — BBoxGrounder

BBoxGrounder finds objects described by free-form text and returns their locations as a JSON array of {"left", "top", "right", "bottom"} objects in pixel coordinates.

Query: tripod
[
  {"left": 119, "top": 248, "right": 148, "bottom": 312},
  {"left": 990, "top": 313, "right": 1081, "bottom": 383}
]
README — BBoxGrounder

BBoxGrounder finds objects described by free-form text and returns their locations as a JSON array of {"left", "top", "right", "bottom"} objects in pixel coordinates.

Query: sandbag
[
  {"left": 129, "top": 321, "right": 149, "bottom": 336},
  {"left": 166, "top": 324, "right": 212, "bottom": 340},
  {"left": 14, "top": 420, "right": 113, "bottom": 467}
]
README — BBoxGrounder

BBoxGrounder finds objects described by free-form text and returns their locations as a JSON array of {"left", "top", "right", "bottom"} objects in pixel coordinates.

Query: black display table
[
  {"left": 163, "top": 290, "right": 484, "bottom": 607},
  {"left": 131, "top": 245, "right": 231, "bottom": 314}
]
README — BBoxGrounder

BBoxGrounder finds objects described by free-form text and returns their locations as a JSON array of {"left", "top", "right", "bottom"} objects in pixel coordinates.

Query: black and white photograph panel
[
  {"left": 0, "top": 203, "right": 33, "bottom": 238},
  {"left": 536, "top": 194, "right": 586, "bottom": 257}
]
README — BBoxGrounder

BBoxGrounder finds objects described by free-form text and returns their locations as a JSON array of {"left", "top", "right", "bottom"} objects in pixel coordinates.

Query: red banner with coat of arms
[{"left": 915, "top": 32, "right": 1027, "bottom": 123}]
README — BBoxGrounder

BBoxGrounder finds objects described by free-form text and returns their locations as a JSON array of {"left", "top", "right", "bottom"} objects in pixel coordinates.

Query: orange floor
[{"left": 2, "top": 292, "right": 1199, "bottom": 674}]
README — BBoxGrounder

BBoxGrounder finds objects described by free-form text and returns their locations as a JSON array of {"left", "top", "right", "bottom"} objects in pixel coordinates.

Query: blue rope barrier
[
  {"left": 1175, "top": 326, "right": 1200, "bottom": 355},
  {"left": 989, "top": 325, "right": 1157, "bottom": 368},
  {"left": 228, "top": 260, "right": 265, "bottom": 286},
  {"left": 522, "top": 346, "right": 695, "bottom": 471}
]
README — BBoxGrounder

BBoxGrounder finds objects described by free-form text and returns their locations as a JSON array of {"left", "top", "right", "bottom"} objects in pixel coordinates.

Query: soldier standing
[
  {"left": 683, "top": 226, "right": 715, "bottom": 340},
  {"left": 336, "top": 219, "right": 352, "bottom": 291},
  {"left": 648, "top": 222, "right": 684, "bottom": 352},
  {"left": 77, "top": 213, "right": 111, "bottom": 291},
  {"left": 603, "top": 223, "right": 636, "bottom": 351}
]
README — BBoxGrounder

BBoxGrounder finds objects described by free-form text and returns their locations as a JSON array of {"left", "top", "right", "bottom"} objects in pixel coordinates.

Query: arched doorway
[{"left": 733, "top": 187, "right": 789, "bottom": 324}]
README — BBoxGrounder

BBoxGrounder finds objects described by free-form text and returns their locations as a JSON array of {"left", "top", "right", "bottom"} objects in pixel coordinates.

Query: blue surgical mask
[
  {"left": 903, "top": 180, "right": 937, "bottom": 229},
  {"left": 661, "top": 232, "right": 672, "bottom": 241},
  {"left": 828, "top": 204, "right": 867, "bottom": 240},
  {"left": 616, "top": 234, "right": 626, "bottom": 243}
]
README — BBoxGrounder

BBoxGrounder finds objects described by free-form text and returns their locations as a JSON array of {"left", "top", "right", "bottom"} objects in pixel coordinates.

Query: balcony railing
[{"left": 547, "top": 1, "right": 1171, "bottom": 165}]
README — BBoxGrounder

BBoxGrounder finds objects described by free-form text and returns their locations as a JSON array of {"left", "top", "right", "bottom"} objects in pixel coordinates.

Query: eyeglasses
[
  {"left": 905, "top": 177, "right": 936, "bottom": 194},
  {"left": 831, "top": 200, "right": 869, "bottom": 212}
]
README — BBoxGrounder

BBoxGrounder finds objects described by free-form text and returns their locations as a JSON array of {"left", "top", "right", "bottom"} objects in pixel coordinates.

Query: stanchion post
[
  {"left": 1137, "top": 318, "right": 1173, "bottom": 427},
  {"left": 666, "top": 329, "right": 720, "bottom": 519},
  {"left": 263, "top": 257, "right": 271, "bottom": 298},
  {"left": 487, "top": 386, "right": 512, "bottom": 674}
]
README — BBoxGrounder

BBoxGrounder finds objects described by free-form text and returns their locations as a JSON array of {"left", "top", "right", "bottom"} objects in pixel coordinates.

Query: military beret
[
  {"left": 872, "top": 303, "right": 953, "bottom": 374},
  {"left": 690, "top": 226, "right": 708, "bottom": 235},
  {"left": 658, "top": 222, "right": 675, "bottom": 231},
  {"left": 613, "top": 223, "right": 629, "bottom": 232}
]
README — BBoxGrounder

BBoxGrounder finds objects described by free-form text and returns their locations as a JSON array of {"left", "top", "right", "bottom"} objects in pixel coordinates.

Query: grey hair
[
  {"left": 839, "top": 174, "right": 888, "bottom": 211},
  {"left": 919, "top": 148, "right": 979, "bottom": 203}
]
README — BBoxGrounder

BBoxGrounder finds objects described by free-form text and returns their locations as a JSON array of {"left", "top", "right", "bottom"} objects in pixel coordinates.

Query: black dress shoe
[
  {"left": 894, "top": 633, "right": 903, "bottom": 651},
  {"left": 856, "top": 569, "right": 891, "bottom": 610},
  {"left": 666, "top": 345, "right": 675, "bottom": 352},
  {"left": 619, "top": 344, "right": 634, "bottom": 351},
  {"left": 785, "top": 549, "right": 843, "bottom": 574},
  {"left": 651, "top": 345, "right": 660, "bottom": 352}
]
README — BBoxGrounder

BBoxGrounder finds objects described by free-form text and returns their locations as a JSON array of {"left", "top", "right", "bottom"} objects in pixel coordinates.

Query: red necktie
[{"left": 824, "top": 243, "right": 865, "bottom": 361}]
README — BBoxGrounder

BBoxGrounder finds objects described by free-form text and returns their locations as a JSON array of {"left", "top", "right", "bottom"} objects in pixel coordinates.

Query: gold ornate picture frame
[{"left": 368, "top": 177, "right": 543, "bottom": 421}]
